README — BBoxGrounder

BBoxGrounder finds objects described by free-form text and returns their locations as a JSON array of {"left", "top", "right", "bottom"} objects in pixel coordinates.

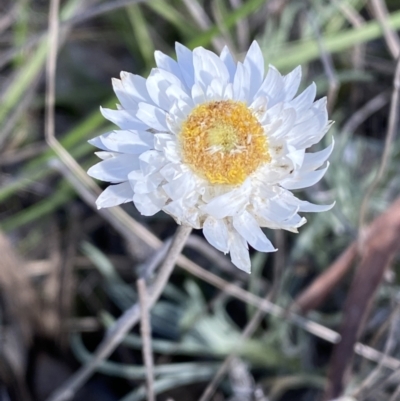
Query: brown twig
[
  {"left": 137, "top": 278, "right": 155, "bottom": 401},
  {"left": 0, "top": 232, "right": 42, "bottom": 341},
  {"left": 341, "top": 90, "right": 390, "bottom": 136},
  {"left": 323, "top": 198, "right": 400, "bottom": 400},
  {"left": 46, "top": 225, "right": 192, "bottom": 401},
  {"left": 291, "top": 242, "right": 357, "bottom": 314},
  {"left": 369, "top": 0, "right": 400, "bottom": 59}
]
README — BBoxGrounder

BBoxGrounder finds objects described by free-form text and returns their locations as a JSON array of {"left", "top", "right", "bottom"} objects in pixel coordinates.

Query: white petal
[
  {"left": 133, "top": 190, "right": 167, "bottom": 216},
  {"left": 132, "top": 172, "right": 164, "bottom": 194},
  {"left": 139, "top": 150, "right": 167, "bottom": 177},
  {"left": 100, "top": 130, "right": 154, "bottom": 154},
  {"left": 203, "top": 216, "right": 230, "bottom": 253},
  {"left": 253, "top": 197, "right": 299, "bottom": 223},
  {"left": 220, "top": 46, "right": 236, "bottom": 81},
  {"left": 223, "top": 83, "right": 234, "bottom": 99},
  {"left": 193, "top": 47, "right": 230, "bottom": 90},
  {"left": 94, "top": 151, "right": 115, "bottom": 160},
  {"left": 233, "top": 62, "right": 250, "bottom": 101},
  {"left": 255, "top": 65, "right": 284, "bottom": 106},
  {"left": 289, "top": 82, "right": 316, "bottom": 116},
  {"left": 201, "top": 185, "right": 250, "bottom": 219},
  {"left": 112, "top": 78, "right": 138, "bottom": 110},
  {"left": 278, "top": 214, "right": 307, "bottom": 232},
  {"left": 233, "top": 211, "right": 276, "bottom": 252},
  {"left": 282, "top": 66, "right": 302, "bottom": 101},
  {"left": 229, "top": 229, "right": 251, "bottom": 273},
  {"left": 287, "top": 103, "right": 329, "bottom": 148},
  {"left": 297, "top": 200, "right": 335, "bottom": 213},
  {"left": 286, "top": 147, "right": 305, "bottom": 169},
  {"left": 96, "top": 182, "right": 133, "bottom": 209},
  {"left": 191, "top": 83, "right": 207, "bottom": 105},
  {"left": 163, "top": 198, "right": 200, "bottom": 228},
  {"left": 165, "top": 84, "right": 193, "bottom": 108},
  {"left": 146, "top": 68, "right": 188, "bottom": 110},
  {"left": 145, "top": 70, "right": 175, "bottom": 110},
  {"left": 120, "top": 72, "right": 153, "bottom": 104},
  {"left": 136, "top": 103, "right": 168, "bottom": 131},
  {"left": 162, "top": 172, "right": 195, "bottom": 201},
  {"left": 153, "top": 134, "right": 180, "bottom": 161},
  {"left": 154, "top": 50, "right": 183, "bottom": 82},
  {"left": 89, "top": 135, "right": 108, "bottom": 150},
  {"left": 88, "top": 154, "right": 140, "bottom": 183},
  {"left": 243, "top": 41, "right": 264, "bottom": 100},
  {"left": 281, "top": 163, "right": 330, "bottom": 190},
  {"left": 175, "top": 42, "right": 195, "bottom": 89},
  {"left": 159, "top": 162, "right": 184, "bottom": 182},
  {"left": 100, "top": 107, "right": 148, "bottom": 131},
  {"left": 267, "top": 108, "right": 297, "bottom": 140},
  {"left": 207, "top": 78, "right": 225, "bottom": 100},
  {"left": 301, "top": 139, "right": 334, "bottom": 172}
]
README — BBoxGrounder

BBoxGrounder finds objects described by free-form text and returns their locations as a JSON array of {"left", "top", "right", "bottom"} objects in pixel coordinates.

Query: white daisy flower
[{"left": 88, "top": 41, "right": 334, "bottom": 273}]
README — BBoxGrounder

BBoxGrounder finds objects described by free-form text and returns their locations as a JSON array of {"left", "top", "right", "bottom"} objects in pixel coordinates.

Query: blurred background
[{"left": 1, "top": 0, "right": 400, "bottom": 400}]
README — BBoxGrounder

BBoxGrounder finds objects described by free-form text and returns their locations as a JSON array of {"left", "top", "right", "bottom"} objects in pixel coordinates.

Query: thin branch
[
  {"left": 341, "top": 90, "right": 390, "bottom": 135},
  {"left": 44, "top": 0, "right": 102, "bottom": 203},
  {"left": 369, "top": 0, "right": 400, "bottom": 59},
  {"left": 46, "top": 225, "right": 192, "bottom": 401},
  {"left": 291, "top": 243, "right": 358, "bottom": 314},
  {"left": 137, "top": 278, "right": 155, "bottom": 401}
]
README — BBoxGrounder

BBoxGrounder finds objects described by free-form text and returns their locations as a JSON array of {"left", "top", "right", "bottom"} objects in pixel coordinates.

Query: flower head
[{"left": 88, "top": 41, "right": 333, "bottom": 273}]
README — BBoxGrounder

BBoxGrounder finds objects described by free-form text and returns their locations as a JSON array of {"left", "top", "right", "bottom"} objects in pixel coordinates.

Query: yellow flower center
[{"left": 180, "top": 100, "right": 271, "bottom": 185}]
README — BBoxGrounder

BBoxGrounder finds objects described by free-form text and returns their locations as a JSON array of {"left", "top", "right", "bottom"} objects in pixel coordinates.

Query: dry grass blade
[
  {"left": 324, "top": 197, "right": 400, "bottom": 400},
  {"left": 352, "top": 301, "right": 400, "bottom": 399},
  {"left": 291, "top": 243, "right": 357, "bottom": 314},
  {"left": 137, "top": 278, "right": 155, "bottom": 401},
  {"left": 181, "top": 0, "right": 225, "bottom": 52},
  {"left": 46, "top": 225, "right": 192, "bottom": 401},
  {"left": 341, "top": 90, "right": 390, "bottom": 135},
  {"left": 369, "top": 0, "right": 400, "bottom": 58},
  {"left": 64, "top": 0, "right": 147, "bottom": 26},
  {"left": 0, "top": 232, "right": 42, "bottom": 341}
]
